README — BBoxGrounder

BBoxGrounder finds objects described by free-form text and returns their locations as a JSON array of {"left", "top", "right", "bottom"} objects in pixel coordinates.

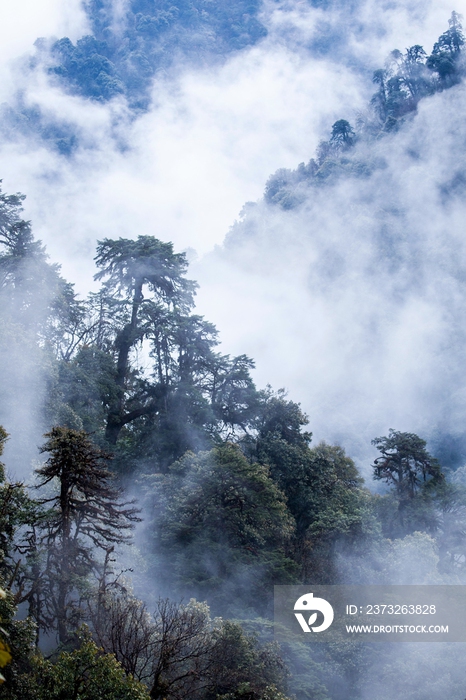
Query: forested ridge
[
  {"left": 263, "top": 11, "right": 465, "bottom": 210},
  {"left": 0, "top": 11, "right": 466, "bottom": 700},
  {"left": 1, "top": 0, "right": 266, "bottom": 153}
]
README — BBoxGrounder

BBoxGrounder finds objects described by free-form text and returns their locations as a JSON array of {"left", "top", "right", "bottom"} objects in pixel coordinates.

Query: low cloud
[
  {"left": 194, "top": 81, "right": 466, "bottom": 473},
  {"left": 0, "top": 0, "right": 462, "bottom": 475}
]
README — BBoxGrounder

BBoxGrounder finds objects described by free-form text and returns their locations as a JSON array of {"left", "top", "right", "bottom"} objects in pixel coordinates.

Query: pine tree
[{"left": 35, "top": 427, "right": 140, "bottom": 643}]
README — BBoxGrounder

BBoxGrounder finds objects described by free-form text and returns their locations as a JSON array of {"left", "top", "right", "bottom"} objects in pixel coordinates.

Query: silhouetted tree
[
  {"left": 94, "top": 236, "right": 196, "bottom": 444},
  {"left": 330, "top": 119, "right": 355, "bottom": 148},
  {"left": 372, "top": 429, "right": 444, "bottom": 536},
  {"left": 427, "top": 11, "right": 465, "bottom": 86},
  {"left": 35, "top": 427, "right": 140, "bottom": 643},
  {"left": 372, "top": 429, "right": 443, "bottom": 499}
]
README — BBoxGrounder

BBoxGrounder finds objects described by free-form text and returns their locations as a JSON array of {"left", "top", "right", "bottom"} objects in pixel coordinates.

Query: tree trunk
[{"left": 105, "top": 279, "right": 143, "bottom": 444}]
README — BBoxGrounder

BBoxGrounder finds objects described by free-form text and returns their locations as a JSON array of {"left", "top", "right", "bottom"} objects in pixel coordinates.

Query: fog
[
  {"left": 0, "top": 0, "right": 465, "bottom": 477},
  {"left": 1, "top": 5, "right": 466, "bottom": 697},
  {"left": 195, "top": 81, "right": 466, "bottom": 472}
]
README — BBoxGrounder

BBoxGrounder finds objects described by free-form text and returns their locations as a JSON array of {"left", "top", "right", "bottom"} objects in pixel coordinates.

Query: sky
[
  {"left": 0, "top": 0, "right": 465, "bottom": 475},
  {"left": 0, "top": 0, "right": 459, "bottom": 271}
]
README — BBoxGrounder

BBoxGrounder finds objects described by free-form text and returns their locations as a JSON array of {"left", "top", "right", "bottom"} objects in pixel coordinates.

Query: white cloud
[
  {"left": 0, "top": 19, "right": 368, "bottom": 289},
  {"left": 0, "top": 0, "right": 465, "bottom": 472},
  {"left": 193, "top": 81, "right": 466, "bottom": 471},
  {"left": 0, "top": 1, "right": 88, "bottom": 62}
]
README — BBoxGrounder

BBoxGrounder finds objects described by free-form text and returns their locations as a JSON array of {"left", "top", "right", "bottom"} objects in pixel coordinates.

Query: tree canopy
[{"left": 2, "top": 14, "right": 466, "bottom": 689}]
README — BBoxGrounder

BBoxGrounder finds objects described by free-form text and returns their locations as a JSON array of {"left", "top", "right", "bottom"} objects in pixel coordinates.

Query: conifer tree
[{"left": 35, "top": 427, "right": 140, "bottom": 643}]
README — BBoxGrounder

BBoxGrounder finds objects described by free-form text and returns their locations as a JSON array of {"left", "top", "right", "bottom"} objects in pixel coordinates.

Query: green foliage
[
  {"left": 4, "top": 120, "right": 466, "bottom": 697},
  {"left": 265, "top": 13, "right": 465, "bottom": 211},
  {"left": 371, "top": 429, "right": 444, "bottom": 537},
  {"left": 53, "top": 345, "right": 118, "bottom": 433},
  {"left": 46, "top": 234, "right": 263, "bottom": 474},
  {"left": 0, "top": 428, "right": 41, "bottom": 607},
  {"left": 94, "top": 236, "right": 196, "bottom": 449},
  {"left": 0, "top": 588, "right": 35, "bottom": 694},
  {"left": 252, "top": 394, "right": 365, "bottom": 582},
  {"left": 94, "top": 236, "right": 196, "bottom": 308},
  {"left": 1, "top": 630, "right": 150, "bottom": 700},
  {"left": 253, "top": 388, "right": 312, "bottom": 449},
  {"left": 372, "top": 429, "right": 443, "bottom": 498},
  {"left": 208, "top": 620, "right": 289, "bottom": 700},
  {"left": 34, "top": 427, "right": 140, "bottom": 643},
  {"left": 0, "top": 198, "right": 266, "bottom": 477},
  {"left": 143, "top": 443, "right": 297, "bottom": 614},
  {"left": 0, "top": 183, "right": 68, "bottom": 333},
  {"left": 37, "top": 427, "right": 139, "bottom": 546}
]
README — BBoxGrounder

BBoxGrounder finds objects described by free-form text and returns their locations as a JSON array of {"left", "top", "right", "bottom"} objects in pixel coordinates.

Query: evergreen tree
[
  {"left": 330, "top": 120, "right": 355, "bottom": 148},
  {"left": 94, "top": 236, "right": 197, "bottom": 445},
  {"left": 372, "top": 429, "right": 443, "bottom": 499},
  {"left": 144, "top": 443, "right": 297, "bottom": 615},
  {"left": 427, "top": 11, "right": 465, "bottom": 85},
  {"left": 252, "top": 392, "right": 365, "bottom": 582},
  {"left": 35, "top": 427, "right": 140, "bottom": 643},
  {"left": 372, "top": 429, "right": 444, "bottom": 536}
]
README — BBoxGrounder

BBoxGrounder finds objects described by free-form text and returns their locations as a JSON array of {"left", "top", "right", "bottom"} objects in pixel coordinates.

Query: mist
[
  {"left": 1, "top": 3, "right": 466, "bottom": 698},
  {"left": 194, "top": 79, "right": 466, "bottom": 473},
  {"left": 0, "top": 0, "right": 462, "bottom": 476}
]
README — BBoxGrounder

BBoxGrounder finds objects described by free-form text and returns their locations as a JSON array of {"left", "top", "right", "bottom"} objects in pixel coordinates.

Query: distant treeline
[
  {"left": 1, "top": 0, "right": 266, "bottom": 153},
  {"left": 264, "top": 12, "right": 465, "bottom": 209}
]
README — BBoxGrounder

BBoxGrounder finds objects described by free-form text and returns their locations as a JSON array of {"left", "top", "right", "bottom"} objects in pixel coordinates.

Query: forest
[
  {"left": 0, "top": 8, "right": 466, "bottom": 700},
  {"left": 2, "top": 0, "right": 267, "bottom": 153}
]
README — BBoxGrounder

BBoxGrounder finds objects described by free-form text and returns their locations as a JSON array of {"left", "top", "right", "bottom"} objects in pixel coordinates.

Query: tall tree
[
  {"left": 372, "top": 429, "right": 443, "bottom": 499},
  {"left": 0, "top": 183, "right": 70, "bottom": 333},
  {"left": 250, "top": 391, "right": 365, "bottom": 582},
  {"left": 35, "top": 427, "right": 140, "bottom": 643},
  {"left": 72, "top": 235, "right": 263, "bottom": 472},
  {"left": 427, "top": 11, "right": 465, "bottom": 86},
  {"left": 94, "top": 236, "right": 196, "bottom": 444},
  {"left": 372, "top": 429, "right": 444, "bottom": 536}
]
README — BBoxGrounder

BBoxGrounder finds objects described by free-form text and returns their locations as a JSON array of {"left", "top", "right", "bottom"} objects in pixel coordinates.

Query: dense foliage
[
  {"left": 46, "top": 0, "right": 266, "bottom": 108},
  {"left": 1, "top": 12, "right": 466, "bottom": 700},
  {"left": 264, "top": 12, "right": 465, "bottom": 210},
  {"left": 1, "top": 169, "right": 466, "bottom": 697},
  {"left": 0, "top": 0, "right": 267, "bottom": 153}
]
